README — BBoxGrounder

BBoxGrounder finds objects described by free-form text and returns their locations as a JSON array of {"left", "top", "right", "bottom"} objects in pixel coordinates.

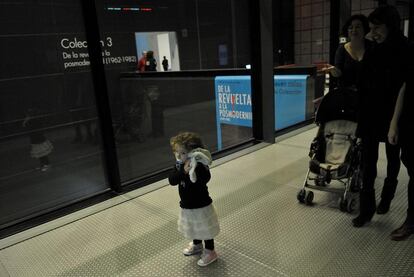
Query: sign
[
  {"left": 274, "top": 75, "right": 307, "bottom": 130},
  {"left": 59, "top": 35, "right": 137, "bottom": 71},
  {"left": 214, "top": 74, "right": 308, "bottom": 149},
  {"left": 215, "top": 76, "right": 252, "bottom": 149}
]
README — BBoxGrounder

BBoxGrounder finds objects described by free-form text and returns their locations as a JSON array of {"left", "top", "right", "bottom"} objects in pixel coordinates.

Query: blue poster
[
  {"left": 274, "top": 75, "right": 307, "bottom": 130},
  {"left": 214, "top": 75, "right": 308, "bottom": 149},
  {"left": 215, "top": 76, "right": 252, "bottom": 149}
]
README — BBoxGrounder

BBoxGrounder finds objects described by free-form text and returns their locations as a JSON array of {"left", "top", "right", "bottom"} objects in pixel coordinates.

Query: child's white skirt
[
  {"left": 178, "top": 204, "right": 220, "bottom": 240},
  {"left": 31, "top": 140, "right": 53, "bottom": 158}
]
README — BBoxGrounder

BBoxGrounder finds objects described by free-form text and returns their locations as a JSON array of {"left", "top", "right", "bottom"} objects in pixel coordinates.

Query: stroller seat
[{"left": 309, "top": 120, "right": 357, "bottom": 181}]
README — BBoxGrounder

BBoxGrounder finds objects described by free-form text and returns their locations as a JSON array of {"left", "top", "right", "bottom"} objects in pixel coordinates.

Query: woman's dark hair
[
  {"left": 146, "top": 50, "right": 154, "bottom": 59},
  {"left": 342, "top": 14, "right": 370, "bottom": 37},
  {"left": 368, "top": 5, "right": 401, "bottom": 32}
]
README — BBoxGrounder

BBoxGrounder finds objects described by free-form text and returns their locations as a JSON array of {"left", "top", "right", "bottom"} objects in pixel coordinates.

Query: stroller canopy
[{"left": 315, "top": 87, "right": 359, "bottom": 124}]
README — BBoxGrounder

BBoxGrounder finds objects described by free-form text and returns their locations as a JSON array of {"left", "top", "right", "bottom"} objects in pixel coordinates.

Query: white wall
[{"left": 135, "top": 32, "right": 180, "bottom": 71}]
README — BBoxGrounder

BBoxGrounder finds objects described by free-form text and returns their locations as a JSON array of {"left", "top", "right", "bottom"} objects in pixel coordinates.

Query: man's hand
[
  {"left": 388, "top": 125, "right": 399, "bottom": 145},
  {"left": 321, "top": 64, "right": 341, "bottom": 77}
]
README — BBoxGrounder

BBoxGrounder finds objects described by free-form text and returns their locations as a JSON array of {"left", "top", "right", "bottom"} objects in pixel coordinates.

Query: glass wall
[
  {"left": 95, "top": 0, "right": 253, "bottom": 183},
  {"left": 0, "top": 1, "right": 108, "bottom": 229},
  {"left": 271, "top": 1, "right": 322, "bottom": 131}
]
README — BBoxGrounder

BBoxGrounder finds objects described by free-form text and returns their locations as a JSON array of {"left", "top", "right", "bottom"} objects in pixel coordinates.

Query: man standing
[
  {"left": 162, "top": 56, "right": 169, "bottom": 71},
  {"left": 387, "top": 42, "right": 414, "bottom": 241}
]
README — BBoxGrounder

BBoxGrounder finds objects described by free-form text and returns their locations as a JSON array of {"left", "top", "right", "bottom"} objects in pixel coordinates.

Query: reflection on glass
[
  {"left": 116, "top": 76, "right": 253, "bottom": 183},
  {"left": 135, "top": 32, "right": 180, "bottom": 71},
  {"left": 0, "top": 1, "right": 108, "bottom": 229},
  {"left": 96, "top": 0, "right": 252, "bottom": 183}
]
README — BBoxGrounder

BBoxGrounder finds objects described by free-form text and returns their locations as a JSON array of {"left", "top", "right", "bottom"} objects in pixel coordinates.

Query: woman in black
[
  {"left": 325, "top": 14, "right": 371, "bottom": 89},
  {"left": 352, "top": 5, "right": 410, "bottom": 227}
]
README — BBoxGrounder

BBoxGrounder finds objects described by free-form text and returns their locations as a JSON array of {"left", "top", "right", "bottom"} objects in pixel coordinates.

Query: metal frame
[
  {"left": 409, "top": 0, "right": 414, "bottom": 40},
  {"left": 250, "top": 0, "right": 275, "bottom": 143},
  {"left": 81, "top": 0, "right": 122, "bottom": 193}
]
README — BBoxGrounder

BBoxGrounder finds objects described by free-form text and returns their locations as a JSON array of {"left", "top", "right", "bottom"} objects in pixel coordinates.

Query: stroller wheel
[
  {"left": 347, "top": 198, "right": 357, "bottom": 213},
  {"left": 305, "top": 191, "right": 314, "bottom": 205},
  {"left": 297, "top": 189, "right": 306, "bottom": 203},
  {"left": 339, "top": 197, "right": 351, "bottom": 212},
  {"left": 339, "top": 196, "right": 358, "bottom": 213}
]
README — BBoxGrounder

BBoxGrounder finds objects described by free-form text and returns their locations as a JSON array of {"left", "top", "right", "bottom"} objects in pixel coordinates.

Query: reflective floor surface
[{"left": 1, "top": 126, "right": 413, "bottom": 277}]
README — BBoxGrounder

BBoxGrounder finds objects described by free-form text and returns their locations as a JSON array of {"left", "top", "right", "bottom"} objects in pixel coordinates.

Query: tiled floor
[{"left": 1, "top": 126, "right": 413, "bottom": 277}]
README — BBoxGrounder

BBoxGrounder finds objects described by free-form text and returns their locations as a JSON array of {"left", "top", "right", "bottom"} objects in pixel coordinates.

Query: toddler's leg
[
  {"left": 204, "top": 239, "right": 214, "bottom": 250},
  {"left": 39, "top": 156, "right": 50, "bottom": 171},
  {"left": 197, "top": 239, "right": 217, "bottom": 266},
  {"left": 39, "top": 156, "right": 49, "bottom": 166}
]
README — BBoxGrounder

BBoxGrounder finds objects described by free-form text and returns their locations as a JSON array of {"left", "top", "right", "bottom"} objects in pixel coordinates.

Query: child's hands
[{"left": 184, "top": 159, "right": 191, "bottom": 173}]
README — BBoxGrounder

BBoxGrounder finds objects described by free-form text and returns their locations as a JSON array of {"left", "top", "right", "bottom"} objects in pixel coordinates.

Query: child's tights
[
  {"left": 193, "top": 239, "right": 214, "bottom": 250},
  {"left": 39, "top": 156, "right": 49, "bottom": 166}
]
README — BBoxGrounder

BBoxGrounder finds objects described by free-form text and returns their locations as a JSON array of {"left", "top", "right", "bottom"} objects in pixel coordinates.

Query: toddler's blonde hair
[{"left": 170, "top": 132, "right": 204, "bottom": 152}]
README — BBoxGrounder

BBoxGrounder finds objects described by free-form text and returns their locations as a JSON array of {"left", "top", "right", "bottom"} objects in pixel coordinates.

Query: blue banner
[
  {"left": 274, "top": 75, "right": 307, "bottom": 130},
  {"left": 215, "top": 76, "right": 252, "bottom": 149},
  {"left": 214, "top": 75, "right": 308, "bottom": 149}
]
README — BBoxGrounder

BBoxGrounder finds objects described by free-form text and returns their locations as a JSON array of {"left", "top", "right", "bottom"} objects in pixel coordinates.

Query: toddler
[
  {"left": 23, "top": 109, "right": 53, "bottom": 171},
  {"left": 168, "top": 131, "right": 220, "bottom": 266}
]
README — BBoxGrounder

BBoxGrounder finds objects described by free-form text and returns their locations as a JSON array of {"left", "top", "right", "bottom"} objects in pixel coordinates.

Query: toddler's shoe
[
  {"left": 183, "top": 242, "right": 203, "bottom": 256},
  {"left": 40, "top": 164, "right": 50, "bottom": 172},
  {"left": 197, "top": 249, "right": 218, "bottom": 266},
  {"left": 37, "top": 164, "right": 50, "bottom": 172}
]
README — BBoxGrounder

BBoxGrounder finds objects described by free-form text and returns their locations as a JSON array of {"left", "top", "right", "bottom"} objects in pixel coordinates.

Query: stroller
[{"left": 297, "top": 87, "right": 362, "bottom": 213}]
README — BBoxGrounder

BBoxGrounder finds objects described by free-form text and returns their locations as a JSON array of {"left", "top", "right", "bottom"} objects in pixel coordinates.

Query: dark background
[{"left": 0, "top": 0, "right": 251, "bottom": 136}]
